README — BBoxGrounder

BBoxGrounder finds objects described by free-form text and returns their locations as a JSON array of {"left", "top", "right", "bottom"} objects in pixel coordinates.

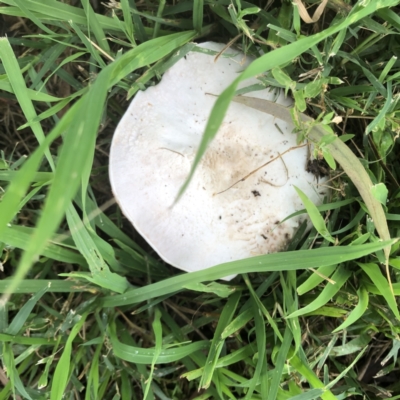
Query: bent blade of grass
[
  {"left": 64, "top": 204, "right": 129, "bottom": 293},
  {"left": 143, "top": 308, "right": 162, "bottom": 399},
  {"left": 289, "top": 348, "right": 336, "bottom": 400},
  {"left": 108, "top": 320, "right": 209, "bottom": 364},
  {"left": 0, "top": 31, "right": 196, "bottom": 299},
  {"left": 287, "top": 267, "right": 352, "bottom": 318},
  {"left": 297, "top": 264, "right": 337, "bottom": 295},
  {"left": 102, "top": 240, "right": 396, "bottom": 307},
  {"left": 0, "top": 78, "right": 63, "bottom": 101},
  {"left": 175, "top": 0, "right": 400, "bottom": 203},
  {"left": 332, "top": 286, "right": 369, "bottom": 332},
  {"left": 294, "top": 186, "right": 335, "bottom": 243}
]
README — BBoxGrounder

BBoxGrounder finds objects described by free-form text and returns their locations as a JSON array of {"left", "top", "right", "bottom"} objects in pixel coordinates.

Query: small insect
[
  {"left": 251, "top": 190, "right": 261, "bottom": 197},
  {"left": 306, "top": 159, "right": 329, "bottom": 182}
]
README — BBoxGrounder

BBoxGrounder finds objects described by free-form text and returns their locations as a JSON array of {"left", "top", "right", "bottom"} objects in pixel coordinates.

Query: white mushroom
[{"left": 110, "top": 42, "right": 326, "bottom": 279}]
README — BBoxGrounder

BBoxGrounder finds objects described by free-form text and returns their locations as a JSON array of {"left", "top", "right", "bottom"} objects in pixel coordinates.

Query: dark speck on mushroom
[{"left": 251, "top": 190, "right": 261, "bottom": 197}]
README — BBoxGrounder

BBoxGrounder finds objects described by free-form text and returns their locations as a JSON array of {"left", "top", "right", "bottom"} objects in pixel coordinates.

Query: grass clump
[{"left": 0, "top": 0, "right": 400, "bottom": 399}]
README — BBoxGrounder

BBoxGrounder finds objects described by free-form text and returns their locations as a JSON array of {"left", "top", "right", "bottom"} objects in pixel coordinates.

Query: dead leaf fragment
[{"left": 293, "top": 0, "right": 328, "bottom": 24}]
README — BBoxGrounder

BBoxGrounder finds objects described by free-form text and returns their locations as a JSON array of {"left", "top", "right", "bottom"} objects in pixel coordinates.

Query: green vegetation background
[{"left": 0, "top": 0, "right": 400, "bottom": 399}]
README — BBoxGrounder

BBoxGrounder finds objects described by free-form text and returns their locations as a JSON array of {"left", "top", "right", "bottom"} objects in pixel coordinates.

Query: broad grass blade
[
  {"left": 288, "top": 268, "right": 352, "bottom": 318},
  {"left": 108, "top": 321, "right": 209, "bottom": 364},
  {"left": 102, "top": 240, "right": 396, "bottom": 307}
]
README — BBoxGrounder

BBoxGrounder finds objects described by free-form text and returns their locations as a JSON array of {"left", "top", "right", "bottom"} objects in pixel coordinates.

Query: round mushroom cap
[{"left": 110, "top": 42, "right": 327, "bottom": 279}]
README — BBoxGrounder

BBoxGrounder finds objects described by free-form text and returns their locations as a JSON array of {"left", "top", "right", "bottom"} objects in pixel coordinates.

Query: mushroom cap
[{"left": 110, "top": 42, "right": 326, "bottom": 279}]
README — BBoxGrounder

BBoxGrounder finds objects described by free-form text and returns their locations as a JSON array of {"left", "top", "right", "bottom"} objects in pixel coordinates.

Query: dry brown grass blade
[{"left": 294, "top": 0, "right": 328, "bottom": 24}]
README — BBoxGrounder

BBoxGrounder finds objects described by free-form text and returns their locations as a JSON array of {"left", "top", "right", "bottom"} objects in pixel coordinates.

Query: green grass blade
[
  {"left": 297, "top": 265, "right": 337, "bottom": 296},
  {"left": 332, "top": 286, "right": 369, "bottom": 332},
  {"left": 6, "top": 285, "right": 48, "bottom": 335},
  {"left": 199, "top": 291, "right": 241, "bottom": 389},
  {"left": 127, "top": 0, "right": 148, "bottom": 42},
  {"left": 289, "top": 349, "right": 336, "bottom": 400},
  {"left": 13, "top": 0, "right": 55, "bottom": 34},
  {"left": 288, "top": 268, "right": 352, "bottom": 318},
  {"left": 102, "top": 240, "right": 396, "bottom": 307},
  {"left": 1, "top": 0, "right": 123, "bottom": 33},
  {"left": 193, "top": 0, "right": 203, "bottom": 33},
  {"left": 366, "top": 81, "right": 392, "bottom": 134},
  {"left": 85, "top": 343, "right": 102, "bottom": 400},
  {"left": 294, "top": 186, "right": 335, "bottom": 244},
  {"left": 358, "top": 262, "right": 400, "bottom": 319},
  {"left": 119, "top": 0, "right": 135, "bottom": 43},
  {"left": 2, "top": 344, "right": 32, "bottom": 400},
  {"left": 70, "top": 20, "right": 106, "bottom": 68},
  {"left": 0, "top": 78, "right": 63, "bottom": 101},
  {"left": 50, "top": 311, "right": 89, "bottom": 400},
  {"left": 81, "top": 0, "right": 110, "bottom": 54},
  {"left": 269, "top": 327, "right": 293, "bottom": 399},
  {"left": 289, "top": 389, "right": 325, "bottom": 400},
  {"left": 0, "top": 280, "right": 97, "bottom": 294},
  {"left": 0, "top": 225, "right": 85, "bottom": 266},
  {"left": 325, "top": 346, "right": 368, "bottom": 390},
  {"left": 0, "top": 37, "right": 54, "bottom": 167},
  {"left": 64, "top": 205, "right": 129, "bottom": 293},
  {"left": 108, "top": 320, "right": 209, "bottom": 364},
  {"left": 143, "top": 308, "right": 163, "bottom": 399},
  {"left": 242, "top": 274, "right": 269, "bottom": 398}
]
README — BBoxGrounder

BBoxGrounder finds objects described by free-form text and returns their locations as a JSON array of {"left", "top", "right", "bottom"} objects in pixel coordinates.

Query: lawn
[{"left": 0, "top": 0, "right": 400, "bottom": 399}]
